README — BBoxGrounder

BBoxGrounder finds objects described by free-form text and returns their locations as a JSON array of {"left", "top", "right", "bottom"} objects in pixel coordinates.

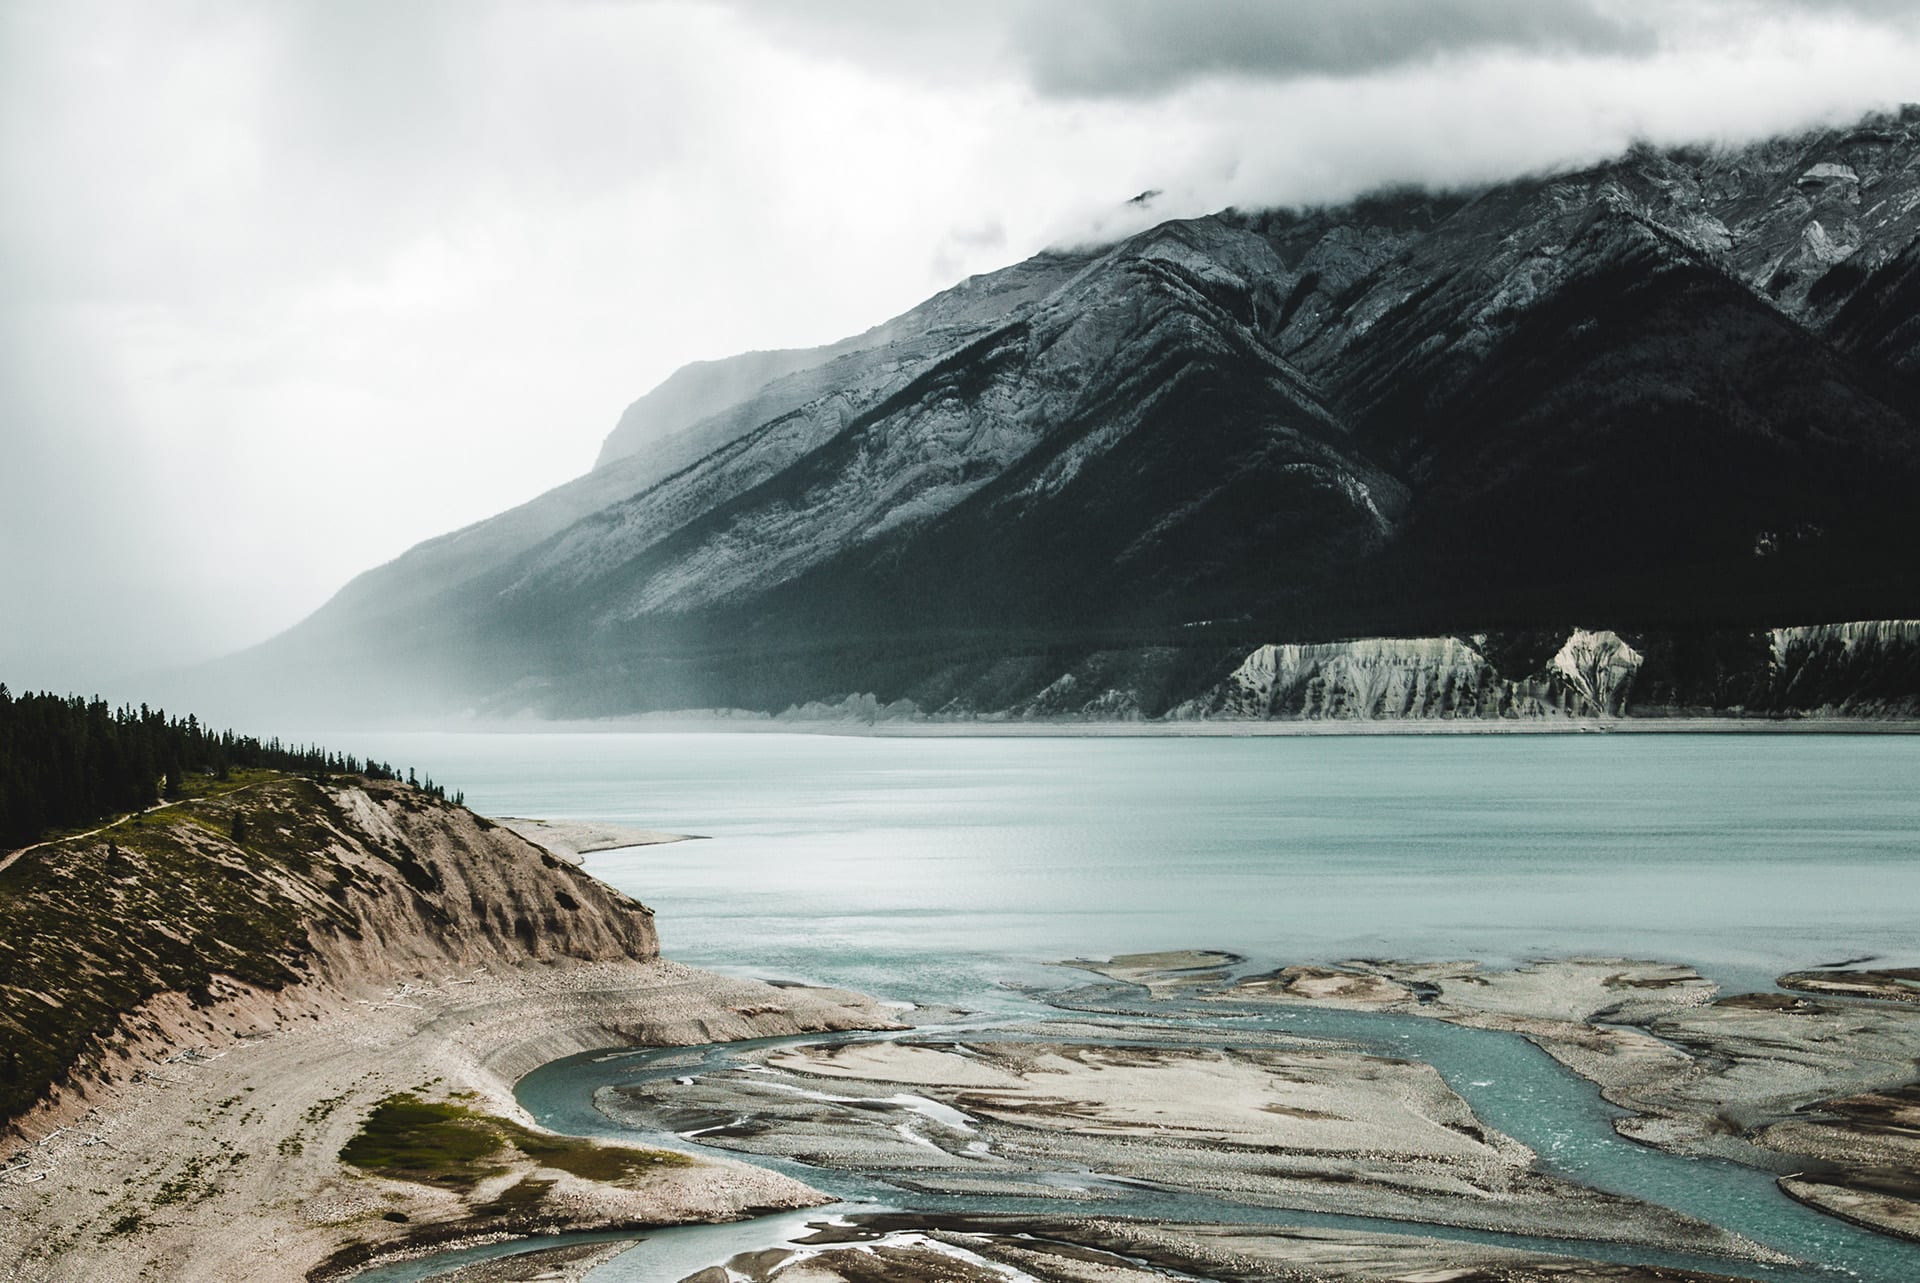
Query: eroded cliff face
[
  {"left": 1768, "top": 619, "right": 1920, "bottom": 716},
  {"left": 974, "top": 619, "right": 1920, "bottom": 723},
  {"left": 758, "top": 620, "right": 1918, "bottom": 723},
  {"left": 305, "top": 780, "right": 658, "bottom": 984},
  {"left": 1171, "top": 629, "right": 1644, "bottom": 721},
  {"left": 0, "top": 774, "right": 657, "bottom": 1128}
]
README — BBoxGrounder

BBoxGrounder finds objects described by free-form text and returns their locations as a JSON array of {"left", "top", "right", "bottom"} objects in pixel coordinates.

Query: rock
[
  {"left": 1776, "top": 967, "right": 1920, "bottom": 1004},
  {"left": 1178, "top": 627, "right": 1644, "bottom": 721},
  {"left": 1550, "top": 630, "right": 1643, "bottom": 715}
]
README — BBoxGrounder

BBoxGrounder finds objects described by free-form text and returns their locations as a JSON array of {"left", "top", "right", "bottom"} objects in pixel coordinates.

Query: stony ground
[{"left": 0, "top": 958, "right": 897, "bottom": 1283}]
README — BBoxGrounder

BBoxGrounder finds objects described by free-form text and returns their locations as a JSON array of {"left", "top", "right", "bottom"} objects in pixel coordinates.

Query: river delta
[{"left": 321, "top": 733, "right": 1920, "bottom": 1283}]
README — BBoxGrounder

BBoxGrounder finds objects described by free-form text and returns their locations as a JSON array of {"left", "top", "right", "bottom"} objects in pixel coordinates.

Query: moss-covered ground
[{"left": 340, "top": 1093, "right": 692, "bottom": 1193}]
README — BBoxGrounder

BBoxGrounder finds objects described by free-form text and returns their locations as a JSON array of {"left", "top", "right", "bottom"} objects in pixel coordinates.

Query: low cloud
[
  {"left": 726, "top": 1, "right": 1920, "bottom": 102},
  {"left": 723, "top": 1, "right": 1651, "bottom": 94},
  {"left": 932, "top": 219, "right": 1009, "bottom": 279},
  {"left": 1008, "top": 0, "right": 1653, "bottom": 97}
]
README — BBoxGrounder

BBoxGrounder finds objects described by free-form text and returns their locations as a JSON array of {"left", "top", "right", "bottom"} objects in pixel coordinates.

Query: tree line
[{"left": 0, "top": 685, "right": 457, "bottom": 850}]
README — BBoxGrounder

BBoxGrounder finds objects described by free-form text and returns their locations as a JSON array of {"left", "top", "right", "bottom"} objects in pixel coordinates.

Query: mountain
[{"left": 206, "top": 108, "right": 1920, "bottom": 722}]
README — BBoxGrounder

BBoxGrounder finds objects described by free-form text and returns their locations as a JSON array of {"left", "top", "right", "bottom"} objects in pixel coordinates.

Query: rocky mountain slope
[{"left": 207, "top": 108, "right": 1920, "bottom": 721}]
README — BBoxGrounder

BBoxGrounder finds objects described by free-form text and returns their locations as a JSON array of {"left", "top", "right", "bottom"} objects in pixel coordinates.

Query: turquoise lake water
[
  {"left": 333, "top": 730, "right": 1920, "bottom": 1283},
  {"left": 345, "top": 730, "right": 1920, "bottom": 995}
]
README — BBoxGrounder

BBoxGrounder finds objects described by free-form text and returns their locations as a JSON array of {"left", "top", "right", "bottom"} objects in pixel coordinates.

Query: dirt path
[{"left": 0, "top": 780, "right": 267, "bottom": 876}]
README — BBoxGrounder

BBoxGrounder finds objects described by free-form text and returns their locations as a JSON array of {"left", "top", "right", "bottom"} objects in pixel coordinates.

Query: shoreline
[
  {"left": 0, "top": 958, "right": 900, "bottom": 1283},
  {"left": 495, "top": 817, "right": 701, "bottom": 864},
  {"left": 602, "top": 1027, "right": 1772, "bottom": 1263},
  {"left": 1069, "top": 953, "right": 1920, "bottom": 1248},
  {"left": 9, "top": 771, "right": 1916, "bottom": 1283},
  {"left": 680, "top": 1211, "right": 1781, "bottom": 1283},
  {"left": 10, "top": 945, "right": 1917, "bottom": 1282}
]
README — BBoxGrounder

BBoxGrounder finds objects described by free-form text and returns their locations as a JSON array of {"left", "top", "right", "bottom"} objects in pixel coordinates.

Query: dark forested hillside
[{"left": 0, "top": 686, "right": 452, "bottom": 850}]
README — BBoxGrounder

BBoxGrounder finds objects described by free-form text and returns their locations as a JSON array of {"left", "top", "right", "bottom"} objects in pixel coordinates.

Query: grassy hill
[{"left": 0, "top": 770, "right": 657, "bottom": 1127}]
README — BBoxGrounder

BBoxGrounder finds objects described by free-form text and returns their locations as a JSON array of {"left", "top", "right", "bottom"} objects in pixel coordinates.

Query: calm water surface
[{"left": 343, "top": 731, "right": 1920, "bottom": 995}]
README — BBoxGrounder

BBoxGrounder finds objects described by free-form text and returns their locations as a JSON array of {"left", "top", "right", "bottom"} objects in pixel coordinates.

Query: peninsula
[{"left": 0, "top": 767, "right": 893, "bottom": 1282}]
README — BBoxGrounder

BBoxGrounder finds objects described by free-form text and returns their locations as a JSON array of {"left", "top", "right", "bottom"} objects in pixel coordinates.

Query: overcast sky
[{"left": 4, "top": 0, "right": 1918, "bottom": 695}]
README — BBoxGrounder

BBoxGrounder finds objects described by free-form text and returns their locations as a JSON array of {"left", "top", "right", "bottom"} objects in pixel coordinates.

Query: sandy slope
[
  {"left": 497, "top": 818, "right": 697, "bottom": 863},
  {"left": 0, "top": 958, "right": 897, "bottom": 1283}
]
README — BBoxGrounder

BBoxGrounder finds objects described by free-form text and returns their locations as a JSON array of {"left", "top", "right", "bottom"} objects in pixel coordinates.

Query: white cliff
[{"left": 1181, "top": 629, "right": 1645, "bottom": 721}]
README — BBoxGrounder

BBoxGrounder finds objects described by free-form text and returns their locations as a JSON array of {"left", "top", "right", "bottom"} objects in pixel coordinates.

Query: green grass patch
[
  {"left": 340, "top": 1093, "right": 693, "bottom": 1195},
  {"left": 338, "top": 1095, "right": 511, "bottom": 1190}
]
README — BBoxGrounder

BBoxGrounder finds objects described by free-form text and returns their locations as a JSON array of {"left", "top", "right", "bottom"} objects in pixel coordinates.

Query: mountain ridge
[{"left": 196, "top": 107, "right": 1920, "bottom": 723}]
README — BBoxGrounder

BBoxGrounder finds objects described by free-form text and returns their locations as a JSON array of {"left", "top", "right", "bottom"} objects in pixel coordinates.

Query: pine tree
[{"left": 0, "top": 687, "right": 460, "bottom": 848}]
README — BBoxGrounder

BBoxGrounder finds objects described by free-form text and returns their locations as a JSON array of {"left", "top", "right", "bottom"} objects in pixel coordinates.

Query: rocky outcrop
[
  {"left": 1550, "top": 630, "right": 1644, "bottom": 716},
  {"left": 1171, "top": 628, "right": 1643, "bottom": 721},
  {"left": 768, "top": 618, "right": 1920, "bottom": 723},
  {"left": 1769, "top": 619, "right": 1920, "bottom": 715},
  {"left": 1179, "top": 636, "right": 1495, "bottom": 720},
  {"left": 775, "top": 692, "right": 922, "bottom": 724},
  {"left": 686, "top": 619, "right": 1920, "bottom": 724}
]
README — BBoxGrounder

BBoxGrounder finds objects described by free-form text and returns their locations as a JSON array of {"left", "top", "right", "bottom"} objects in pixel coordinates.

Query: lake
[
  {"left": 334, "top": 729, "right": 1920, "bottom": 1283},
  {"left": 343, "top": 730, "right": 1920, "bottom": 999}
]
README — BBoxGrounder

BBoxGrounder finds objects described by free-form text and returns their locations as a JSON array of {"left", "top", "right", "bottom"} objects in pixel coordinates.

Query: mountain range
[{"left": 205, "top": 108, "right": 1920, "bottom": 722}]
